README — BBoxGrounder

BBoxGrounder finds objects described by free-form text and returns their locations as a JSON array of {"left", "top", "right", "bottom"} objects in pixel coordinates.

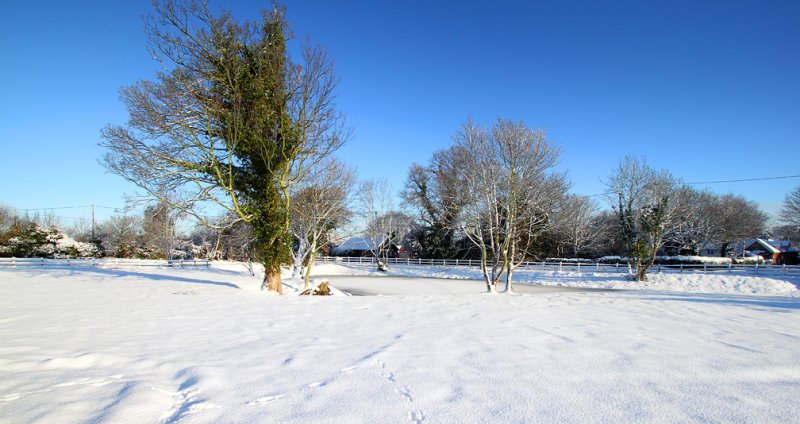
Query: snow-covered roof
[
  {"left": 330, "top": 237, "right": 385, "bottom": 253},
  {"left": 765, "top": 239, "right": 799, "bottom": 252},
  {"left": 745, "top": 239, "right": 780, "bottom": 254}
]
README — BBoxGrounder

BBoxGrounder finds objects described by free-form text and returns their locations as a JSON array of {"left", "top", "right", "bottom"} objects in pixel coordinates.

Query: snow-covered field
[
  {"left": 313, "top": 262, "right": 800, "bottom": 297},
  {"left": 1, "top": 263, "right": 799, "bottom": 423}
]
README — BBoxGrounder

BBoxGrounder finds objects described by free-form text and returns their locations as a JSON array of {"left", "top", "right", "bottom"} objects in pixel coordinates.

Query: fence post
[
  {"left": 559, "top": 262, "right": 563, "bottom": 272},
  {"left": 680, "top": 263, "right": 683, "bottom": 273},
  {"left": 783, "top": 264, "right": 786, "bottom": 274},
  {"left": 755, "top": 261, "right": 759, "bottom": 274},
  {"left": 11, "top": 257, "right": 15, "bottom": 267},
  {"left": 703, "top": 263, "right": 707, "bottom": 273},
  {"left": 577, "top": 262, "right": 581, "bottom": 273}
]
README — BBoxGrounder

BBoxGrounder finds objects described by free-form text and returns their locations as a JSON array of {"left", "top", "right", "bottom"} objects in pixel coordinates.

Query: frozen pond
[{"left": 316, "top": 274, "right": 620, "bottom": 296}]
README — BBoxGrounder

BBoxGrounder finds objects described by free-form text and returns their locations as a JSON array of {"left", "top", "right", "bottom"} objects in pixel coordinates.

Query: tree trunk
[
  {"left": 480, "top": 248, "right": 494, "bottom": 293},
  {"left": 303, "top": 251, "right": 315, "bottom": 289},
  {"left": 637, "top": 255, "right": 657, "bottom": 281},
  {"left": 719, "top": 242, "right": 729, "bottom": 258},
  {"left": 505, "top": 265, "right": 514, "bottom": 293},
  {"left": 293, "top": 240, "right": 306, "bottom": 278},
  {"left": 263, "top": 270, "right": 283, "bottom": 294}
]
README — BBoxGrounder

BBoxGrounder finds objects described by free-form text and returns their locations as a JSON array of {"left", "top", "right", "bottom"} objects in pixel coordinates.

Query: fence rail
[
  {"left": 2, "top": 256, "right": 797, "bottom": 278},
  {"left": 0, "top": 258, "right": 210, "bottom": 268},
  {"left": 314, "top": 256, "right": 800, "bottom": 278}
]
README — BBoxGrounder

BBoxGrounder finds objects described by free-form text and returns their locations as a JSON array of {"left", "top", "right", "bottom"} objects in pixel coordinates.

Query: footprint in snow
[
  {"left": 340, "top": 365, "right": 358, "bottom": 374},
  {"left": 410, "top": 410, "right": 425, "bottom": 423},
  {"left": 396, "top": 386, "right": 413, "bottom": 402},
  {"left": 246, "top": 394, "right": 285, "bottom": 406},
  {"left": 304, "top": 380, "right": 330, "bottom": 389},
  {"left": 376, "top": 359, "right": 425, "bottom": 421}
]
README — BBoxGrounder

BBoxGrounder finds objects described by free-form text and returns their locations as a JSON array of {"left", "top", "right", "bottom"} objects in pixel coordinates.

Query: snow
[
  {"left": 311, "top": 263, "right": 800, "bottom": 297},
  {"left": 329, "top": 237, "right": 385, "bottom": 255},
  {"left": 1, "top": 263, "right": 799, "bottom": 423}
]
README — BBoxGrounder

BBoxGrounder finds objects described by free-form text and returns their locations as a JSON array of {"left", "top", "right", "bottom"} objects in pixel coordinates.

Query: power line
[
  {"left": 15, "top": 205, "right": 119, "bottom": 212},
  {"left": 578, "top": 173, "right": 800, "bottom": 198},
  {"left": 686, "top": 174, "right": 800, "bottom": 185},
  {"left": 10, "top": 173, "right": 800, "bottom": 210}
]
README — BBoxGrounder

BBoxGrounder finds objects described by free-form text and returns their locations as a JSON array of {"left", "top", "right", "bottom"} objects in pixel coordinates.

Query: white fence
[
  {"left": 315, "top": 256, "right": 800, "bottom": 278},
  {"left": 0, "top": 258, "right": 210, "bottom": 268},
  {"left": 2, "top": 256, "right": 796, "bottom": 278}
]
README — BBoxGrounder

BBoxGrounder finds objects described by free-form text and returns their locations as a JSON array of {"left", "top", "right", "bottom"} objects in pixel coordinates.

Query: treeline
[
  {"left": 356, "top": 119, "right": 798, "bottom": 286},
  {"left": 0, "top": 203, "right": 251, "bottom": 261}
]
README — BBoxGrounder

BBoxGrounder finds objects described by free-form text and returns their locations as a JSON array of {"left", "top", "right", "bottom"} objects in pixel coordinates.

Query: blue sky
[{"left": 1, "top": 0, "right": 798, "bottom": 226}]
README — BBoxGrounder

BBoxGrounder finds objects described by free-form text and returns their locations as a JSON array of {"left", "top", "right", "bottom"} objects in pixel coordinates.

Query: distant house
[
  {"left": 330, "top": 237, "right": 400, "bottom": 258},
  {"left": 743, "top": 239, "right": 799, "bottom": 265},
  {"left": 699, "top": 243, "right": 723, "bottom": 257}
]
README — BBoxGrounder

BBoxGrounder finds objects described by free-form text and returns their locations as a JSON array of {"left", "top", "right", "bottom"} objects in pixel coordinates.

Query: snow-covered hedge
[
  {"left": 545, "top": 258, "right": 594, "bottom": 264},
  {"left": 735, "top": 256, "right": 765, "bottom": 264},
  {"left": 596, "top": 255, "right": 735, "bottom": 265},
  {"left": 0, "top": 224, "right": 98, "bottom": 258},
  {"left": 596, "top": 256, "right": 626, "bottom": 264},
  {"left": 656, "top": 256, "right": 732, "bottom": 265}
]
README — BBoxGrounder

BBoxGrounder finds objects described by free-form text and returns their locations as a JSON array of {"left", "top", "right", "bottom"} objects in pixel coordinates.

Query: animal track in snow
[
  {"left": 246, "top": 394, "right": 285, "bottom": 406},
  {"left": 2, "top": 375, "right": 125, "bottom": 403},
  {"left": 302, "top": 365, "right": 360, "bottom": 391},
  {"left": 52, "top": 375, "right": 124, "bottom": 388},
  {"left": 340, "top": 365, "right": 358, "bottom": 374},
  {"left": 375, "top": 359, "right": 424, "bottom": 422},
  {"left": 1, "top": 389, "right": 52, "bottom": 402},
  {"left": 410, "top": 410, "right": 426, "bottom": 423},
  {"left": 396, "top": 386, "right": 413, "bottom": 402},
  {"left": 158, "top": 369, "right": 220, "bottom": 423},
  {"left": 304, "top": 379, "right": 330, "bottom": 388}
]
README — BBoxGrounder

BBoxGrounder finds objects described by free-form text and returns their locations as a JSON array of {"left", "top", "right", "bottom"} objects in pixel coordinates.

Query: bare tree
[
  {"left": 777, "top": 186, "right": 800, "bottom": 241},
  {"left": 67, "top": 217, "right": 94, "bottom": 243},
  {"left": 290, "top": 158, "right": 355, "bottom": 288},
  {"left": 0, "top": 205, "right": 13, "bottom": 235},
  {"left": 589, "top": 210, "right": 624, "bottom": 257},
  {"left": 23, "top": 211, "right": 62, "bottom": 230},
  {"left": 552, "top": 195, "right": 599, "bottom": 258},
  {"left": 356, "top": 179, "right": 414, "bottom": 270},
  {"left": 456, "top": 118, "right": 564, "bottom": 293},
  {"left": 664, "top": 188, "right": 766, "bottom": 257},
  {"left": 606, "top": 156, "right": 679, "bottom": 281},
  {"left": 100, "top": 215, "right": 142, "bottom": 258},
  {"left": 100, "top": 1, "right": 349, "bottom": 293},
  {"left": 141, "top": 200, "right": 187, "bottom": 260},
  {"left": 708, "top": 194, "right": 767, "bottom": 256}
]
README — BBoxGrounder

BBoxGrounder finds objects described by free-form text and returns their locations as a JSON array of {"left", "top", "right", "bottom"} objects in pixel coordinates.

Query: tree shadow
[
  {"left": 47, "top": 266, "right": 242, "bottom": 289},
  {"left": 644, "top": 294, "right": 800, "bottom": 310}
]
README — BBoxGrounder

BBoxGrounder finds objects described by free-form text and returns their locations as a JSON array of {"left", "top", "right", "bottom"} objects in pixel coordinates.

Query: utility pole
[{"left": 91, "top": 204, "right": 95, "bottom": 241}]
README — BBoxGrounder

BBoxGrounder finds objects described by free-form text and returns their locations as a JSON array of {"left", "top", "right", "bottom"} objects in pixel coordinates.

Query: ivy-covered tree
[
  {"left": 101, "top": 1, "right": 348, "bottom": 293},
  {"left": 607, "top": 156, "right": 678, "bottom": 281},
  {"left": 401, "top": 145, "right": 469, "bottom": 259}
]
